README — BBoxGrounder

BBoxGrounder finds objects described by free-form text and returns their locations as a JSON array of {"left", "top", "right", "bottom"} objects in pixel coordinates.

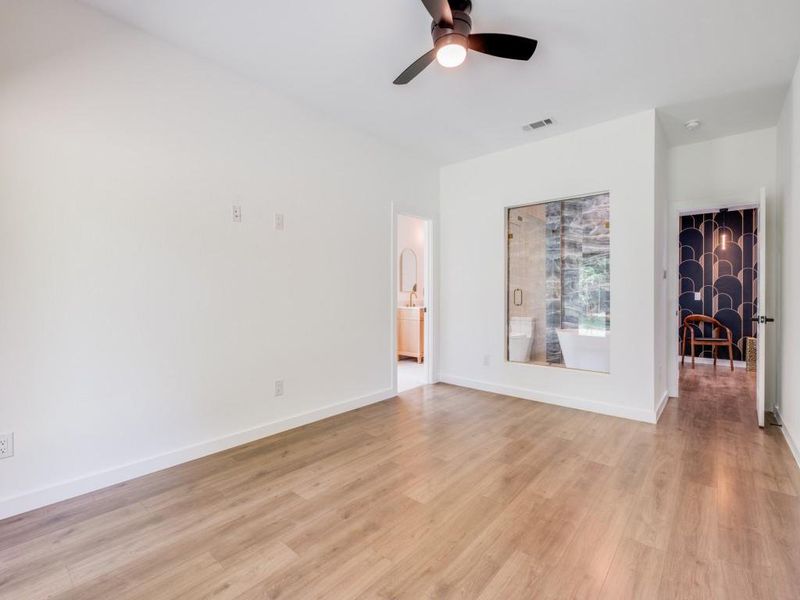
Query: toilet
[{"left": 508, "top": 317, "right": 535, "bottom": 362}]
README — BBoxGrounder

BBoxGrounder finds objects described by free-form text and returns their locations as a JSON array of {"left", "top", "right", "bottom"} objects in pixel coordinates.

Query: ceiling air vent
[{"left": 522, "top": 118, "right": 554, "bottom": 132}]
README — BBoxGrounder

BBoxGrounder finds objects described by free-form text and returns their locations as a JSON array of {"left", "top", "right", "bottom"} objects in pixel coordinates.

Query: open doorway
[
  {"left": 396, "top": 214, "right": 429, "bottom": 392},
  {"left": 677, "top": 203, "right": 761, "bottom": 423}
]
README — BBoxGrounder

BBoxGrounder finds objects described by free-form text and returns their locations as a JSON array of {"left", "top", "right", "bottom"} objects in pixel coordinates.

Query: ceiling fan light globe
[{"left": 436, "top": 42, "right": 467, "bottom": 68}]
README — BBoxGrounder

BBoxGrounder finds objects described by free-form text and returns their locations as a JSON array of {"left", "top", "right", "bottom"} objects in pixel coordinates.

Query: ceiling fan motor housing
[{"left": 431, "top": 6, "right": 472, "bottom": 51}]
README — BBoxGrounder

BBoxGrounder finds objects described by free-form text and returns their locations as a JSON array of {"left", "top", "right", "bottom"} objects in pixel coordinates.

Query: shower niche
[{"left": 506, "top": 192, "right": 611, "bottom": 373}]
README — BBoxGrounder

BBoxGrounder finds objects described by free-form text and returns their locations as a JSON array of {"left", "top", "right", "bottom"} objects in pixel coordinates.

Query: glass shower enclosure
[{"left": 506, "top": 192, "right": 611, "bottom": 373}]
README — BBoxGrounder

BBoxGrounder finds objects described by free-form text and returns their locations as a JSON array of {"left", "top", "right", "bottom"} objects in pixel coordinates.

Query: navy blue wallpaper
[{"left": 678, "top": 209, "right": 758, "bottom": 361}]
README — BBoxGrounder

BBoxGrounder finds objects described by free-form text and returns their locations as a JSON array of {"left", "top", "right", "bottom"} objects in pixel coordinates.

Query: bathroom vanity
[{"left": 397, "top": 307, "right": 425, "bottom": 363}]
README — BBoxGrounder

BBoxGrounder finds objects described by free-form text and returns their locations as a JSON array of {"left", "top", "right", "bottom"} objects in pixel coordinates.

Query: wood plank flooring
[{"left": 2, "top": 365, "right": 799, "bottom": 599}]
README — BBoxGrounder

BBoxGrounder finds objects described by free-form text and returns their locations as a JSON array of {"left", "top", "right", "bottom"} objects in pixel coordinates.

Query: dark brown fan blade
[
  {"left": 420, "top": 0, "right": 453, "bottom": 27},
  {"left": 393, "top": 49, "right": 437, "bottom": 85},
  {"left": 468, "top": 33, "right": 538, "bottom": 61}
]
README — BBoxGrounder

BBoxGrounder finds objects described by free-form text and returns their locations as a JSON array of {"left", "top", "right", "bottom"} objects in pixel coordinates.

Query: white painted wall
[
  {"left": 439, "top": 111, "right": 660, "bottom": 423},
  {"left": 776, "top": 57, "right": 800, "bottom": 464},
  {"left": 0, "top": 0, "right": 438, "bottom": 518},
  {"left": 665, "top": 128, "right": 778, "bottom": 400},
  {"left": 397, "top": 214, "right": 425, "bottom": 306}
]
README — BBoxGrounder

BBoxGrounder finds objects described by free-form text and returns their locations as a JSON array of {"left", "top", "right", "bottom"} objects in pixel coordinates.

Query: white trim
[
  {"left": 0, "top": 387, "right": 395, "bottom": 521},
  {"left": 756, "top": 186, "right": 767, "bottom": 428},
  {"left": 422, "top": 217, "right": 435, "bottom": 384},
  {"left": 655, "top": 390, "right": 670, "bottom": 422},
  {"left": 390, "top": 206, "right": 399, "bottom": 396},
  {"left": 783, "top": 427, "right": 800, "bottom": 470},
  {"left": 439, "top": 374, "right": 658, "bottom": 423},
  {"left": 774, "top": 407, "right": 800, "bottom": 470},
  {"left": 678, "top": 201, "right": 759, "bottom": 216}
]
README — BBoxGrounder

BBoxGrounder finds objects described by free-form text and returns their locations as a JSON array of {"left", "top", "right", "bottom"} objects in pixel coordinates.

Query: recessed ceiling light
[{"left": 684, "top": 119, "right": 702, "bottom": 132}]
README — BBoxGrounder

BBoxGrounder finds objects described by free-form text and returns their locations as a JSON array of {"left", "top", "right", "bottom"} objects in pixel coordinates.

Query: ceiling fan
[{"left": 394, "top": 0, "right": 538, "bottom": 85}]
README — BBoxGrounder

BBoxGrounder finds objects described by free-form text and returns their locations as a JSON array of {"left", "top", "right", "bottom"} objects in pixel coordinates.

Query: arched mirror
[{"left": 400, "top": 248, "right": 417, "bottom": 292}]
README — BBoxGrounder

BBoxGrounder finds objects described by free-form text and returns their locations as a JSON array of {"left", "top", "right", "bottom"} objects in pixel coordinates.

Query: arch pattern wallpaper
[{"left": 678, "top": 209, "right": 758, "bottom": 361}]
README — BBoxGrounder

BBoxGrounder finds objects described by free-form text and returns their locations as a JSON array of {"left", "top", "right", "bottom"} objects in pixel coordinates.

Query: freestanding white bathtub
[{"left": 556, "top": 329, "right": 610, "bottom": 372}]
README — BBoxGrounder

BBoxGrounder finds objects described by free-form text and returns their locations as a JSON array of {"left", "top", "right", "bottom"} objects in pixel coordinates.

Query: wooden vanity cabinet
[{"left": 397, "top": 307, "right": 424, "bottom": 363}]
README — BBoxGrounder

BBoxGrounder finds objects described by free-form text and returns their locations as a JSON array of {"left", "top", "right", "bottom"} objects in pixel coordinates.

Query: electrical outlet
[
  {"left": 274, "top": 213, "right": 284, "bottom": 231},
  {"left": 694, "top": 292, "right": 701, "bottom": 301},
  {"left": 274, "top": 379, "right": 284, "bottom": 397},
  {"left": 232, "top": 205, "right": 242, "bottom": 223},
  {"left": 483, "top": 354, "right": 491, "bottom": 366},
  {"left": 0, "top": 433, "right": 13, "bottom": 459}
]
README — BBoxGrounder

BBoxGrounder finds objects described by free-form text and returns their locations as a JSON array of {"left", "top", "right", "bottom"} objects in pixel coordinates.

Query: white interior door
[{"left": 755, "top": 187, "right": 769, "bottom": 428}]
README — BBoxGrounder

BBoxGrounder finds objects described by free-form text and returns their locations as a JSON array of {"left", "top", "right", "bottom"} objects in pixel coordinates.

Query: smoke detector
[{"left": 684, "top": 119, "right": 702, "bottom": 132}]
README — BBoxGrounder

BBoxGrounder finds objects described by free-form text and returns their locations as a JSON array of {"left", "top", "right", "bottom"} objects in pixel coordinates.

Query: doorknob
[{"left": 751, "top": 316, "right": 776, "bottom": 324}]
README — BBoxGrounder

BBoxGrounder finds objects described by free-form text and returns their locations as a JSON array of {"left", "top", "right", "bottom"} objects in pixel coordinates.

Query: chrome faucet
[{"left": 408, "top": 283, "right": 417, "bottom": 307}]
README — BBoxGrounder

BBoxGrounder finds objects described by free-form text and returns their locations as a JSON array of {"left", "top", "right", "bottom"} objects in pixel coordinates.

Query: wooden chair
[{"left": 681, "top": 314, "right": 734, "bottom": 371}]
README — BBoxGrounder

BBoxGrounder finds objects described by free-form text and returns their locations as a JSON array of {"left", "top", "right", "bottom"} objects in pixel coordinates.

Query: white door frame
[
  {"left": 755, "top": 187, "right": 768, "bottom": 428},
  {"left": 390, "top": 204, "right": 436, "bottom": 394},
  {"left": 669, "top": 199, "right": 760, "bottom": 401}
]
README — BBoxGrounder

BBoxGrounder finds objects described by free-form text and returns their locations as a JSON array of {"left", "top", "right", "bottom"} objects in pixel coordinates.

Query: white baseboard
[
  {"left": 655, "top": 390, "right": 670, "bottom": 422},
  {"left": 438, "top": 374, "right": 658, "bottom": 424},
  {"left": 0, "top": 387, "right": 395, "bottom": 521},
  {"left": 774, "top": 407, "right": 800, "bottom": 470}
]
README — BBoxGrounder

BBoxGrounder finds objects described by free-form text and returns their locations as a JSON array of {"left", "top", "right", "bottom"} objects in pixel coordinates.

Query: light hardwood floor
[{"left": 2, "top": 365, "right": 799, "bottom": 599}]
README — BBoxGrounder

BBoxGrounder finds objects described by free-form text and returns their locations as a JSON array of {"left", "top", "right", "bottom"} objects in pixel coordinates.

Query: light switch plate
[
  {"left": 274, "top": 213, "right": 285, "bottom": 231},
  {"left": 694, "top": 292, "right": 702, "bottom": 301}
]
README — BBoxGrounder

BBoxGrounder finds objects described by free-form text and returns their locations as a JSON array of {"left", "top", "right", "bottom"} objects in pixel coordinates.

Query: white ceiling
[
  {"left": 658, "top": 85, "right": 789, "bottom": 147},
  {"left": 81, "top": 0, "right": 800, "bottom": 164}
]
